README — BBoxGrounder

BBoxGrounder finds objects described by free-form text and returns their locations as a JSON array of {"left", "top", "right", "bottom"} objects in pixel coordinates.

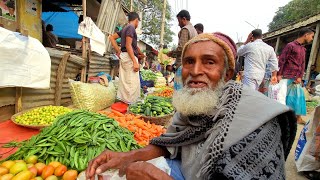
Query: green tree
[
  {"left": 122, "top": 0, "right": 174, "bottom": 47},
  {"left": 268, "top": 0, "right": 320, "bottom": 31}
]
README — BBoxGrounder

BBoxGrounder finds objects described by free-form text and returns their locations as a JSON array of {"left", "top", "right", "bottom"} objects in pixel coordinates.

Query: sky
[{"left": 167, "top": 0, "right": 292, "bottom": 45}]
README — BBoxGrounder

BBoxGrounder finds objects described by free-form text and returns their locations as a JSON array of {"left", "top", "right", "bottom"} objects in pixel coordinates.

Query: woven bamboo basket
[
  {"left": 11, "top": 106, "right": 72, "bottom": 130},
  {"left": 128, "top": 109, "right": 174, "bottom": 126}
]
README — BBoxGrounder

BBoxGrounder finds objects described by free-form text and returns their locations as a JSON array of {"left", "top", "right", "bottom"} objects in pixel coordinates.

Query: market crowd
[{"left": 82, "top": 9, "right": 320, "bottom": 180}]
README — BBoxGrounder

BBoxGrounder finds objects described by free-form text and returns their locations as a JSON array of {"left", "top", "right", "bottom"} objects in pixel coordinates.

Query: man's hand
[
  {"left": 294, "top": 77, "right": 302, "bottom": 84},
  {"left": 244, "top": 33, "right": 253, "bottom": 44},
  {"left": 270, "top": 76, "right": 278, "bottom": 85},
  {"left": 126, "top": 162, "right": 173, "bottom": 180},
  {"left": 277, "top": 75, "right": 282, "bottom": 82},
  {"left": 116, "top": 51, "right": 121, "bottom": 59},
  {"left": 133, "top": 62, "right": 140, "bottom": 72},
  {"left": 86, "top": 150, "right": 134, "bottom": 180}
]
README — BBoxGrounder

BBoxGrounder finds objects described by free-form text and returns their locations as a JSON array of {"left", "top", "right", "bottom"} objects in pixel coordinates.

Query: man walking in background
[
  {"left": 237, "top": 29, "right": 278, "bottom": 90},
  {"left": 278, "top": 27, "right": 315, "bottom": 124},
  {"left": 194, "top": 23, "right": 204, "bottom": 34},
  {"left": 168, "top": 10, "right": 198, "bottom": 91},
  {"left": 109, "top": 12, "right": 141, "bottom": 104}
]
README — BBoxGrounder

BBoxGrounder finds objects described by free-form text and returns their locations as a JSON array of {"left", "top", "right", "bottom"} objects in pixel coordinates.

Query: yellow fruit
[
  {"left": 25, "top": 155, "right": 38, "bottom": 164},
  {"left": 0, "top": 174, "right": 14, "bottom": 180},
  {"left": 47, "top": 162, "right": 61, "bottom": 169},
  {"left": 12, "top": 170, "right": 33, "bottom": 180},
  {"left": 9, "top": 162, "right": 27, "bottom": 175},
  {"left": 1, "top": 161, "right": 15, "bottom": 169},
  {"left": 13, "top": 160, "right": 24, "bottom": 164},
  {"left": 0, "top": 167, "right": 9, "bottom": 175}
]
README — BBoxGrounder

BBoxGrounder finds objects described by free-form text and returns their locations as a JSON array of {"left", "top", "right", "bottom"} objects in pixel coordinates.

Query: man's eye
[
  {"left": 185, "top": 59, "right": 194, "bottom": 64},
  {"left": 206, "top": 60, "right": 215, "bottom": 65}
]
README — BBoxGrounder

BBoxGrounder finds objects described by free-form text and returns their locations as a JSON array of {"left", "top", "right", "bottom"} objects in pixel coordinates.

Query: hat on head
[{"left": 181, "top": 32, "right": 237, "bottom": 70}]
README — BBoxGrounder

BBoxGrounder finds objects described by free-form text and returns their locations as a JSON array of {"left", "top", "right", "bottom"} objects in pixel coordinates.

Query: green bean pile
[{"left": 3, "top": 110, "right": 141, "bottom": 171}]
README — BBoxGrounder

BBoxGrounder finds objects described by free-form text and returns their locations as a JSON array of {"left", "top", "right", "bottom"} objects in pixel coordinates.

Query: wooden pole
[
  {"left": 274, "top": 36, "right": 281, "bottom": 55},
  {"left": 81, "top": 0, "right": 87, "bottom": 82},
  {"left": 306, "top": 23, "right": 320, "bottom": 81},
  {"left": 130, "top": 0, "right": 134, "bottom": 11},
  {"left": 54, "top": 53, "right": 70, "bottom": 106},
  {"left": 159, "top": 0, "right": 167, "bottom": 49}
]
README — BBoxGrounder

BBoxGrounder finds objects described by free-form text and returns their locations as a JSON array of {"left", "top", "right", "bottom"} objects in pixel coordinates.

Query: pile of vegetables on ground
[
  {"left": 14, "top": 106, "right": 72, "bottom": 126},
  {"left": 150, "top": 87, "right": 174, "bottom": 98},
  {"left": 99, "top": 110, "right": 166, "bottom": 146},
  {"left": 129, "top": 96, "right": 174, "bottom": 117},
  {"left": 140, "top": 69, "right": 158, "bottom": 81},
  {"left": 0, "top": 156, "right": 78, "bottom": 180},
  {"left": 2, "top": 110, "right": 141, "bottom": 172},
  {"left": 141, "top": 69, "right": 163, "bottom": 81}
]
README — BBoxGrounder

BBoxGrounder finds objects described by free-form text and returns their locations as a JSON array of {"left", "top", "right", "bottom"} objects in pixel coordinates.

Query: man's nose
[{"left": 190, "top": 61, "right": 204, "bottom": 76}]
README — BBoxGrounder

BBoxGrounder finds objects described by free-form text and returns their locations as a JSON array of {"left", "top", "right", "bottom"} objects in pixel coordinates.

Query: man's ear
[{"left": 225, "top": 69, "right": 235, "bottom": 82}]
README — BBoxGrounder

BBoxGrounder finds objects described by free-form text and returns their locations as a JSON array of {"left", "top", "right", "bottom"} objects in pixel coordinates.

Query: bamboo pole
[
  {"left": 81, "top": 0, "right": 87, "bottom": 82},
  {"left": 159, "top": 0, "right": 167, "bottom": 49},
  {"left": 306, "top": 23, "right": 320, "bottom": 81}
]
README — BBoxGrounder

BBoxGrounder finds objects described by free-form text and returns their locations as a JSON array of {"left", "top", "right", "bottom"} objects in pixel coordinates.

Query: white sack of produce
[
  {"left": 70, "top": 80, "right": 116, "bottom": 111},
  {"left": 0, "top": 27, "right": 51, "bottom": 88},
  {"left": 78, "top": 156, "right": 171, "bottom": 180}
]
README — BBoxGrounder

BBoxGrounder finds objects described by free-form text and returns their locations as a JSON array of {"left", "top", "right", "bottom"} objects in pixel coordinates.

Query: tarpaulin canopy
[{"left": 42, "top": 11, "right": 82, "bottom": 39}]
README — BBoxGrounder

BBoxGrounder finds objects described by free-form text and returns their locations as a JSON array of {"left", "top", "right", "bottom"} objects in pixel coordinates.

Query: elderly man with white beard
[{"left": 86, "top": 33, "right": 297, "bottom": 180}]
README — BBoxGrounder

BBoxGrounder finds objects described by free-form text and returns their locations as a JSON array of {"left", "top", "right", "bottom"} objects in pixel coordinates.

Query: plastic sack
[
  {"left": 268, "top": 79, "right": 287, "bottom": 105},
  {"left": 70, "top": 80, "right": 116, "bottom": 112},
  {"left": 268, "top": 83, "right": 280, "bottom": 101},
  {"left": 295, "top": 107, "right": 320, "bottom": 172},
  {"left": 78, "top": 156, "right": 171, "bottom": 180}
]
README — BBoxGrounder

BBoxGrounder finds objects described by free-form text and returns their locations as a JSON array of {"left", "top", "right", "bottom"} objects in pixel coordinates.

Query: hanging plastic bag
[
  {"left": 286, "top": 82, "right": 307, "bottom": 116},
  {"left": 295, "top": 107, "right": 320, "bottom": 172},
  {"left": 268, "top": 79, "right": 287, "bottom": 105}
]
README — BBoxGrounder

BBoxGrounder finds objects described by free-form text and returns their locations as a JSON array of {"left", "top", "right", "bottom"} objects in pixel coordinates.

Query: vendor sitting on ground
[{"left": 86, "top": 33, "right": 297, "bottom": 180}]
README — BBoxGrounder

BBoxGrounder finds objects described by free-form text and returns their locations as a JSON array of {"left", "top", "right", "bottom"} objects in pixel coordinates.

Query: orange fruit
[
  {"left": 48, "top": 162, "right": 61, "bottom": 169},
  {"left": 62, "top": 170, "right": 78, "bottom": 180},
  {"left": 41, "top": 165, "right": 54, "bottom": 179},
  {"left": 1, "top": 161, "right": 15, "bottom": 169},
  {"left": 54, "top": 165, "right": 67, "bottom": 177},
  {"left": 0, "top": 166, "right": 9, "bottom": 176}
]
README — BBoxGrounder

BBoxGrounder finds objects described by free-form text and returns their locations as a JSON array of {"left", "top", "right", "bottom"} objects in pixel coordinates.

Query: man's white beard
[{"left": 172, "top": 77, "right": 226, "bottom": 116}]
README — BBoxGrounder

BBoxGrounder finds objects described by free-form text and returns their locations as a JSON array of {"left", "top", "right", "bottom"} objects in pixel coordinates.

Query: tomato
[
  {"left": 62, "top": 170, "right": 78, "bottom": 180},
  {"left": 54, "top": 165, "right": 67, "bottom": 177},
  {"left": 9, "top": 162, "right": 27, "bottom": 175},
  {"left": 34, "top": 163, "right": 46, "bottom": 176},
  {"left": 47, "top": 162, "right": 61, "bottom": 169},
  {"left": 0, "top": 174, "right": 14, "bottom": 180},
  {"left": 29, "top": 167, "right": 38, "bottom": 178},
  {"left": 1, "top": 161, "right": 15, "bottom": 169},
  {"left": 41, "top": 165, "right": 54, "bottom": 179},
  {"left": 25, "top": 155, "right": 38, "bottom": 164},
  {"left": 0, "top": 166, "right": 9, "bottom": 176},
  {"left": 12, "top": 170, "right": 33, "bottom": 180},
  {"left": 45, "top": 175, "right": 58, "bottom": 180}
]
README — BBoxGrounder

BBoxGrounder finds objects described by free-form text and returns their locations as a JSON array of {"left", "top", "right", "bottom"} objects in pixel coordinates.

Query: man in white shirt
[{"left": 237, "top": 29, "right": 278, "bottom": 90}]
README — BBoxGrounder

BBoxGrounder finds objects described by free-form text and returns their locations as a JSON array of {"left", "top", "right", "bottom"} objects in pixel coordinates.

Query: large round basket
[
  {"left": 128, "top": 109, "right": 174, "bottom": 126},
  {"left": 11, "top": 106, "right": 71, "bottom": 130}
]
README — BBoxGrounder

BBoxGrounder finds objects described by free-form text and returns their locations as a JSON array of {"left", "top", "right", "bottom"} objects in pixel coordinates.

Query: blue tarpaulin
[{"left": 42, "top": 11, "right": 82, "bottom": 39}]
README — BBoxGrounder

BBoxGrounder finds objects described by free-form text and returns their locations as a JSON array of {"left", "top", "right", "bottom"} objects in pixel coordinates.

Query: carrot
[{"left": 98, "top": 110, "right": 166, "bottom": 146}]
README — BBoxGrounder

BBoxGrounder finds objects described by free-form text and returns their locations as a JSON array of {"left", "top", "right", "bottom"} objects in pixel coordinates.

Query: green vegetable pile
[
  {"left": 129, "top": 96, "right": 174, "bottom": 117},
  {"left": 15, "top": 106, "right": 72, "bottom": 126},
  {"left": 140, "top": 69, "right": 157, "bottom": 81},
  {"left": 307, "top": 101, "right": 319, "bottom": 108},
  {"left": 3, "top": 110, "right": 141, "bottom": 171}
]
